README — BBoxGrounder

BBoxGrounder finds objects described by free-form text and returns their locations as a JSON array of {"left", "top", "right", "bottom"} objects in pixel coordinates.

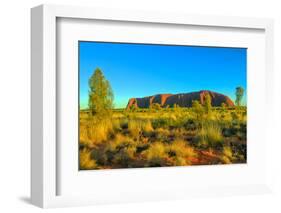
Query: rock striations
[{"left": 126, "top": 90, "right": 234, "bottom": 109}]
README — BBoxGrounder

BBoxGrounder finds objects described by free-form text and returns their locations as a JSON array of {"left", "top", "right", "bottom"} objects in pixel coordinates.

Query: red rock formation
[{"left": 126, "top": 90, "right": 234, "bottom": 109}]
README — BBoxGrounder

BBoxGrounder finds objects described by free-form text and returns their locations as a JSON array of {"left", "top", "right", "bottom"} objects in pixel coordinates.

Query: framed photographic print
[{"left": 31, "top": 4, "right": 274, "bottom": 208}]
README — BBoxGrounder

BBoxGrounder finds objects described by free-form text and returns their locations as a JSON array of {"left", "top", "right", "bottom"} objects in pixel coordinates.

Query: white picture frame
[{"left": 31, "top": 4, "right": 274, "bottom": 208}]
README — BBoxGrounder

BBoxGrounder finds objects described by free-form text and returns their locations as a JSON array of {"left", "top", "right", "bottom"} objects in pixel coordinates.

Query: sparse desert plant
[
  {"left": 150, "top": 103, "right": 162, "bottom": 111},
  {"left": 80, "top": 148, "right": 98, "bottom": 169},
  {"left": 112, "top": 118, "right": 121, "bottom": 131},
  {"left": 223, "top": 146, "right": 233, "bottom": 159},
  {"left": 143, "top": 142, "right": 169, "bottom": 166},
  {"left": 192, "top": 100, "right": 204, "bottom": 120},
  {"left": 231, "top": 111, "right": 240, "bottom": 121},
  {"left": 197, "top": 122, "right": 223, "bottom": 148},
  {"left": 141, "top": 119, "right": 154, "bottom": 134},
  {"left": 220, "top": 146, "right": 233, "bottom": 164},
  {"left": 128, "top": 119, "right": 154, "bottom": 138},
  {"left": 86, "top": 118, "right": 113, "bottom": 146},
  {"left": 168, "top": 139, "right": 197, "bottom": 158},
  {"left": 79, "top": 122, "right": 91, "bottom": 146},
  {"left": 107, "top": 133, "right": 135, "bottom": 151},
  {"left": 128, "top": 119, "right": 142, "bottom": 138},
  {"left": 222, "top": 111, "right": 233, "bottom": 122},
  {"left": 129, "top": 104, "right": 137, "bottom": 112},
  {"left": 152, "top": 118, "right": 171, "bottom": 129},
  {"left": 155, "top": 128, "right": 170, "bottom": 141},
  {"left": 119, "top": 118, "right": 129, "bottom": 129},
  {"left": 112, "top": 146, "right": 137, "bottom": 167},
  {"left": 173, "top": 156, "right": 187, "bottom": 166},
  {"left": 167, "top": 139, "right": 197, "bottom": 165},
  {"left": 91, "top": 148, "right": 109, "bottom": 166}
]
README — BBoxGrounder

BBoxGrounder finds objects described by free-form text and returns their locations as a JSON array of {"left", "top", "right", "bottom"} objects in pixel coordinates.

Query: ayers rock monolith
[{"left": 126, "top": 90, "right": 234, "bottom": 109}]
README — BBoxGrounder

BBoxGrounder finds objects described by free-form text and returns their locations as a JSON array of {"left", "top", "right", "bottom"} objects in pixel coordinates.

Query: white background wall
[{"left": 0, "top": 0, "right": 280, "bottom": 212}]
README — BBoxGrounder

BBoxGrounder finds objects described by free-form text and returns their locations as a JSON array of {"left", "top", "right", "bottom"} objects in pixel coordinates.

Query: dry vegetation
[{"left": 79, "top": 105, "right": 247, "bottom": 170}]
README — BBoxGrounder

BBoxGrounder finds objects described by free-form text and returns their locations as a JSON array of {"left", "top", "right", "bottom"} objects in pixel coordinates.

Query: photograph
[{"left": 79, "top": 41, "right": 247, "bottom": 170}]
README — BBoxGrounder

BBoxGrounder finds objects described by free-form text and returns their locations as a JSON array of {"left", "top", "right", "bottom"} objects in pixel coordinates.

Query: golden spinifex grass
[{"left": 79, "top": 107, "right": 247, "bottom": 170}]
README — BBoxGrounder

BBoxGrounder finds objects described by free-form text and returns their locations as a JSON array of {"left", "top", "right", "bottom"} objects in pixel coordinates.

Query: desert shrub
[
  {"left": 112, "top": 119, "right": 121, "bottom": 131},
  {"left": 231, "top": 111, "right": 239, "bottom": 121},
  {"left": 222, "top": 120, "right": 246, "bottom": 138},
  {"left": 129, "top": 105, "right": 137, "bottom": 112},
  {"left": 165, "top": 113, "right": 177, "bottom": 121},
  {"left": 79, "top": 148, "right": 98, "bottom": 169},
  {"left": 170, "top": 128, "right": 187, "bottom": 140},
  {"left": 86, "top": 118, "right": 113, "bottom": 146},
  {"left": 152, "top": 118, "right": 171, "bottom": 129},
  {"left": 128, "top": 119, "right": 154, "bottom": 138},
  {"left": 136, "top": 144, "right": 150, "bottom": 153},
  {"left": 155, "top": 128, "right": 170, "bottom": 141},
  {"left": 239, "top": 123, "right": 247, "bottom": 140},
  {"left": 220, "top": 146, "right": 233, "bottom": 164},
  {"left": 107, "top": 133, "right": 135, "bottom": 151},
  {"left": 167, "top": 139, "right": 197, "bottom": 166},
  {"left": 150, "top": 103, "right": 162, "bottom": 111},
  {"left": 119, "top": 118, "right": 129, "bottom": 129},
  {"left": 221, "top": 111, "right": 233, "bottom": 122},
  {"left": 223, "top": 146, "right": 233, "bottom": 158},
  {"left": 183, "top": 118, "right": 197, "bottom": 130},
  {"left": 168, "top": 140, "right": 197, "bottom": 158},
  {"left": 112, "top": 146, "right": 137, "bottom": 167},
  {"left": 143, "top": 142, "right": 169, "bottom": 167},
  {"left": 173, "top": 156, "right": 187, "bottom": 166},
  {"left": 192, "top": 100, "right": 204, "bottom": 120},
  {"left": 172, "top": 104, "right": 182, "bottom": 113},
  {"left": 141, "top": 119, "right": 154, "bottom": 134},
  {"left": 221, "top": 102, "right": 227, "bottom": 109},
  {"left": 90, "top": 133, "right": 137, "bottom": 167},
  {"left": 128, "top": 120, "right": 142, "bottom": 138},
  {"left": 221, "top": 155, "right": 231, "bottom": 164},
  {"left": 91, "top": 148, "right": 109, "bottom": 166},
  {"left": 196, "top": 122, "right": 223, "bottom": 148},
  {"left": 104, "top": 133, "right": 138, "bottom": 167},
  {"left": 79, "top": 119, "right": 113, "bottom": 147},
  {"left": 79, "top": 122, "right": 91, "bottom": 146}
]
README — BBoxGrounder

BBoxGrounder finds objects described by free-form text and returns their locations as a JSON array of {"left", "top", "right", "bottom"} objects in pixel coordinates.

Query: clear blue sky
[{"left": 79, "top": 41, "right": 247, "bottom": 109}]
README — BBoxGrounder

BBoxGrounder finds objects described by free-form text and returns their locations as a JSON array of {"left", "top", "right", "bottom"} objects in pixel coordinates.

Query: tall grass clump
[
  {"left": 112, "top": 118, "right": 121, "bottom": 131},
  {"left": 142, "top": 119, "right": 154, "bottom": 133},
  {"left": 112, "top": 146, "right": 137, "bottom": 167},
  {"left": 155, "top": 128, "right": 170, "bottom": 141},
  {"left": 168, "top": 139, "right": 197, "bottom": 166},
  {"left": 128, "top": 119, "right": 154, "bottom": 138},
  {"left": 80, "top": 118, "right": 113, "bottom": 147},
  {"left": 196, "top": 122, "right": 223, "bottom": 148},
  {"left": 143, "top": 142, "right": 168, "bottom": 167},
  {"left": 119, "top": 118, "right": 129, "bottom": 129},
  {"left": 79, "top": 148, "right": 98, "bottom": 170},
  {"left": 90, "top": 133, "right": 136, "bottom": 167},
  {"left": 220, "top": 146, "right": 233, "bottom": 164},
  {"left": 107, "top": 133, "right": 135, "bottom": 151},
  {"left": 152, "top": 118, "right": 171, "bottom": 129},
  {"left": 80, "top": 121, "right": 91, "bottom": 146},
  {"left": 128, "top": 120, "right": 142, "bottom": 138}
]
